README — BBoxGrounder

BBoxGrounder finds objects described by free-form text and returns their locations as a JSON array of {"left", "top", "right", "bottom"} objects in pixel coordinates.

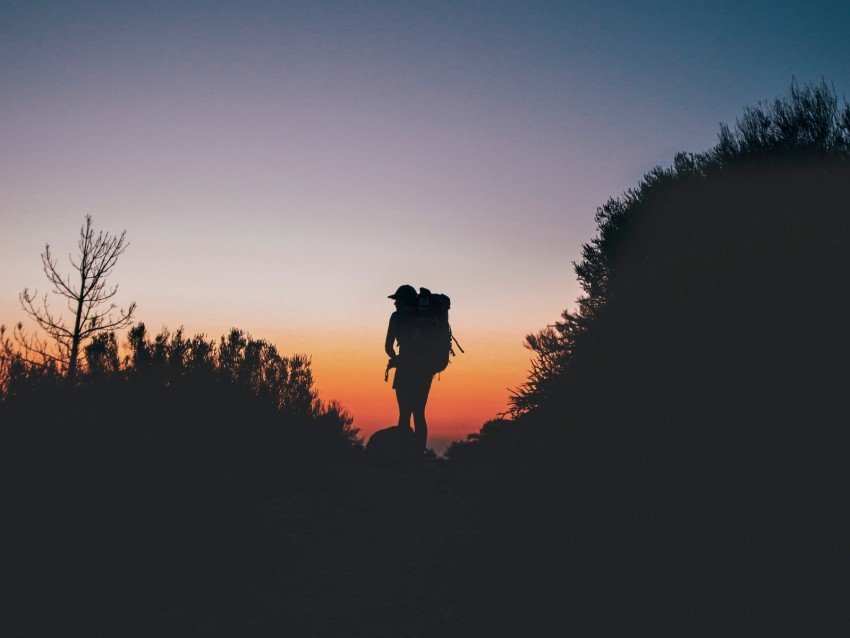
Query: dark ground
[
  {"left": 4, "top": 418, "right": 848, "bottom": 637},
  {"left": 4, "top": 455, "right": 539, "bottom": 637}
]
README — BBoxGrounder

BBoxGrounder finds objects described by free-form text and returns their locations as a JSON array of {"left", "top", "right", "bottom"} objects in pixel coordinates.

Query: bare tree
[{"left": 19, "top": 215, "right": 136, "bottom": 383}]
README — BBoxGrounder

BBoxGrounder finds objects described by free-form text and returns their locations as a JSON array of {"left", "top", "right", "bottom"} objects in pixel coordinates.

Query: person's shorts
[{"left": 392, "top": 363, "right": 434, "bottom": 391}]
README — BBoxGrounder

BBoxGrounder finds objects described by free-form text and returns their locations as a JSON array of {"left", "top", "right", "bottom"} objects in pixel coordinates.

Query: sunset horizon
[
  {"left": 4, "top": 2, "right": 849, "bottom": 453},
  {"left": 4, "top": 2, "right": 849, "bottom": 635}
]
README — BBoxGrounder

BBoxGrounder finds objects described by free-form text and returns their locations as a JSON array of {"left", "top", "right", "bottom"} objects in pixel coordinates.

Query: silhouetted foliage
[
  {"left": 16, "top": 215, "right": 136, "bottom": 383},
  {"left": 1, "top": 313, "right": 371, "bottom": 634},
  {"left": 83, "top": 331, "right": 120, "bottom": 378},
  {"left": 716, "top": 79, "right": 850, "bottom": 159},
  {"left": 0, "top": 324, "right": 62, "bottom": 401},
  {"left": 124, "top": 323, "right": 360, "bottom": 440},
  {"left": 2, "top": 320, "right": 362, "bottom": 471},
  {"left": 446, "top": 79, "right": 850, "bottom": 635},
  {"left": 511, "top": 79, "right": 850, "bottom": 414},
  {"left": 444, "top": 418, "right": 523, "bottom": 465}
]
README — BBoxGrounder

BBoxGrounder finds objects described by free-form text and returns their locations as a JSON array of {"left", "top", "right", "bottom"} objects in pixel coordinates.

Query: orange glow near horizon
[{"left": 272, "top": 328, "right": 532, "bottom": 450}]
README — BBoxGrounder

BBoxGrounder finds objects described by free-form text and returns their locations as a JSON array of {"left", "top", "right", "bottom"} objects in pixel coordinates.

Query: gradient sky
[{"left": 2, "top": 1, "right": 848, "bottom": 450}]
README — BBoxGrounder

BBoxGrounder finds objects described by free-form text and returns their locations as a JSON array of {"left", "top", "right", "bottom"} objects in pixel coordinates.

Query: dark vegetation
[
  {"left": 2, "top": 322, "right": 361, "bottom": 464},
  {"left": 447, "top": 80, "right": 850, "bottom": 635},
  {"left": 1, "top": 324, "right": 363, "bottom": 635},
  {"left": 2, "top": 80, "right": 849, "bottom": 635}
]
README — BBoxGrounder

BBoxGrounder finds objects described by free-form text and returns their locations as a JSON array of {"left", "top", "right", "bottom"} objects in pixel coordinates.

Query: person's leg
[
  {"left": 396, "top": 387, "right": 413, "bottom": 431},
  {"left": 395, "top": 386, "right": 415, "bottom": 460},
  {"left": 411, "top": 377, "right": 432, "bottom": 455}
]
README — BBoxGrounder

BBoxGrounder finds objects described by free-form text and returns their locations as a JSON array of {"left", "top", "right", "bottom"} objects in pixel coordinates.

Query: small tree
[{"left": 19, "top": 215, "right": 136, "bottom": 383}]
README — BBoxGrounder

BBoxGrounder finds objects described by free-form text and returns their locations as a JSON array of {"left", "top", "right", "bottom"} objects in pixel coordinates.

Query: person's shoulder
[{"left": 391, "top": 309, "right": 414, "bottom": 324}]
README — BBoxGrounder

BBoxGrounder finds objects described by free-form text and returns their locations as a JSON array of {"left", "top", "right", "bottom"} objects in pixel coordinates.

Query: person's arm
[{"left": 385, "top": 313, "right": 398, "bottom": 360}]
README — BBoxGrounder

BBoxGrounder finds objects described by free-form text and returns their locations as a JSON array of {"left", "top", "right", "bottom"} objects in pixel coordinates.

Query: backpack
[{"left": 413, "top": 287, "right": 463, "bottom": 374}]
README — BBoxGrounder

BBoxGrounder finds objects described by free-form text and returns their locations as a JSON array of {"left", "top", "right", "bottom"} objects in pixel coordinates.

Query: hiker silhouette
[{"left": 385, "top": 284, "right": 433, "bottom": 457}]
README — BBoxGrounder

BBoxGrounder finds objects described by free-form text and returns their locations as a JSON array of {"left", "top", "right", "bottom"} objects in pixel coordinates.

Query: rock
[{"left": 365, "top": 426, "right": 419, "bottom": 467}]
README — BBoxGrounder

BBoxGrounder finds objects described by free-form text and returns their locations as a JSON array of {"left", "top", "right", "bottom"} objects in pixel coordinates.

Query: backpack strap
[{"left": 452, "top": 333, "right": 465, "bottom": 354}]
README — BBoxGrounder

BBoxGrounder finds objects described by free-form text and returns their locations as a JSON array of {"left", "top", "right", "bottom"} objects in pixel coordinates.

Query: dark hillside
[
  {"left": 547, "top": 157, "right": 849, "bottom": 432},
  {"left": 469, "top": 157, "right": 850, "bottom": 635}
]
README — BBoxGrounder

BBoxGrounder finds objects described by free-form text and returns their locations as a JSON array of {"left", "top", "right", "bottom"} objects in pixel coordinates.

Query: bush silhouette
[
  {"left": 511, "top": 79, "right": 850, "bottom": 416},
  {"left": 449, "top": 80, "right": 850, "bottom": 635},
  {"left": 1, "top": 321, "right": 363, "bottom": 511},
  {"left": 1, "top": 319, "right": 367, "bottom": 632}
]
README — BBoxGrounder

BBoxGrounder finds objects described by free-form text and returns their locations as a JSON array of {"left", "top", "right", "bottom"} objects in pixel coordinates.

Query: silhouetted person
[{"left": 385, "top": 284, "right": 433, "bottom": 458}]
